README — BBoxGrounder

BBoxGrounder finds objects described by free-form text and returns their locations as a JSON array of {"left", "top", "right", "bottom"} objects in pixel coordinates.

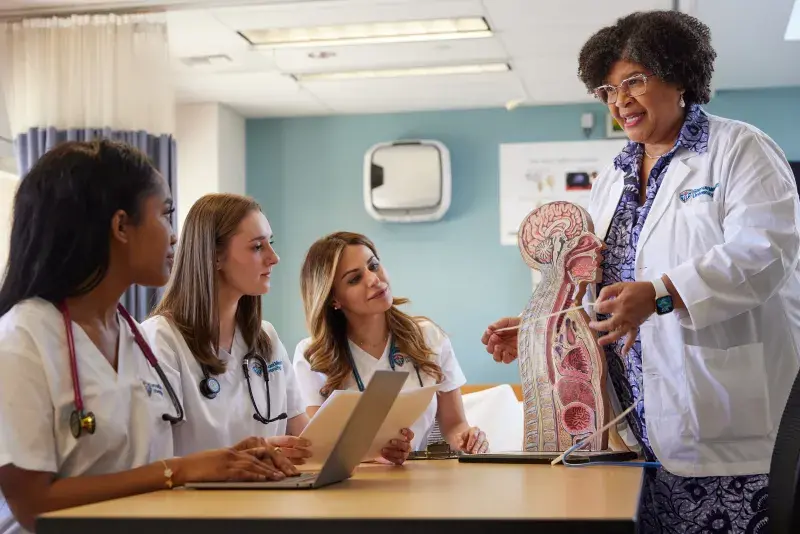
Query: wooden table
[{"left": 37, "top": 459, "right": 643, "bottom": 534}]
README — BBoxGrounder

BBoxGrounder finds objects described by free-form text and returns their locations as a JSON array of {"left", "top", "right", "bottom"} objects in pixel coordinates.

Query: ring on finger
[{"left": 274, "top": 447, "right": 282, "bottom": 454}]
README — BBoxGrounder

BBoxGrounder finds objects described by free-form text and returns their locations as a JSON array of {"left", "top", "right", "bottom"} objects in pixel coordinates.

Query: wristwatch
[{"left": 652, "top": 277, "right": 674, "bottom": 315}]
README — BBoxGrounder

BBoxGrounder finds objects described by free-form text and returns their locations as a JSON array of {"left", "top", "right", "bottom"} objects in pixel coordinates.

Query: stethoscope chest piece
[
  {"left": 70, "top": 409, "right": 96, "bottom": 439},
  {"left": 200, "top": 376, "right": 221, "bottom": 399}
]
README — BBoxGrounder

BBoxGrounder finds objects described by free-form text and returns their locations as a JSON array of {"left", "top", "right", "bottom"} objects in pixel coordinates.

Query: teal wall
[{"left": 246, "top": 86, "right": 800, "bottom": 385}]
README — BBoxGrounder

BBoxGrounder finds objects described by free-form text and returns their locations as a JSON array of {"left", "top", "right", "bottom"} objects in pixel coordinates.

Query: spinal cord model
[{"left": 516, "top": 201, "right": 610, "bottom": 452}]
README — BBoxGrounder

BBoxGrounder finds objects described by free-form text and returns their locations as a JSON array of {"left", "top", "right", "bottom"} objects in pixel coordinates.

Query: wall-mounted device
[
  {"left": 581, "top": 113, "right": 594, "bottom": 138},
  {"left": 363, "top": 139, "right": 451, "bottom": 223}
]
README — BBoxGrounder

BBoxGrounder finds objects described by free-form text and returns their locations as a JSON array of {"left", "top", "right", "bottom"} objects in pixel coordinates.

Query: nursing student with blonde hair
[
  {"left": 293, "top": 231, "right": 489, "bottom": 461},
  {"left": 142, "top": 193, "right": 314, "bottom": 465}
]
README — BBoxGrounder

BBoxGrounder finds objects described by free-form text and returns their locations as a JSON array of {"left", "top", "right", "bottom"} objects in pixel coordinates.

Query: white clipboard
[{"left": 299, "top": 384, "right": 438, "bottom": 468}]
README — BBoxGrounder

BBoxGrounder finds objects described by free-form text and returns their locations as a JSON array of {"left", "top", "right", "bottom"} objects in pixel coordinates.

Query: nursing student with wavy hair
[{"left": 293, "top": 231, "right": 489, "bottom": 463}]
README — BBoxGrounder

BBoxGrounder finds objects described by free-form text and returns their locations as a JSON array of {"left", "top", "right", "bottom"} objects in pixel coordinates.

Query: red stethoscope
[{"left": 59, "top": 301, "right": 184, "bottom": 438}]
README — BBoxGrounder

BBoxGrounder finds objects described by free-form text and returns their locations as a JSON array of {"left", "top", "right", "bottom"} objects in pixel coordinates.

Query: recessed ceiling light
[
  {"left": 242, "top": 17, "right": 492, "bottom": 49},
  {"left": 292, "top": 62, "right": 510, "bottom": 82}
]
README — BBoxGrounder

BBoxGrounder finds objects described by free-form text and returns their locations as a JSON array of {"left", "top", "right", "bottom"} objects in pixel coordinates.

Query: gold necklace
[
  {"left": 644, "top": 149, "right": 665, "bottom": 159},
  {"left": 353, "top": 333, "right": 389, "bottom": 349}
]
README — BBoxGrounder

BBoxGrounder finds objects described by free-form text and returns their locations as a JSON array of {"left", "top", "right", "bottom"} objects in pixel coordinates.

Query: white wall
[
  {"left": 0, "top": 171, "right": 18, "bottom": 278},
  {"left": 217, "top": 104, "right": 246, "bottom": 196},
  {"left": 174, "top": 102, "right": 246, "bottom": 234},
  {"left": 0, "top": 100, "right": 17, "bottom": 175},
  {"left": 0, "top": 103, "right": 16, "bottom": 276}
]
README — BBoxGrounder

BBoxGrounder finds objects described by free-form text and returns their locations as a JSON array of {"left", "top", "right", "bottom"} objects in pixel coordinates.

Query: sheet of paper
[
  {"left": 299, "top": 385, "right": 438, "bottom": 469},
  {"left": 364, "top": 384, "right": 438, "bottom": 460}
]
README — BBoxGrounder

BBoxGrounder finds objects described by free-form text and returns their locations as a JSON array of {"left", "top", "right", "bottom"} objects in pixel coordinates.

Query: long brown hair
[
  {"left": 299, "top": 231, "right": 444, "bottom": 397},
  {"left": 151, "top": 193, "right": 271, "bottom": 374}
]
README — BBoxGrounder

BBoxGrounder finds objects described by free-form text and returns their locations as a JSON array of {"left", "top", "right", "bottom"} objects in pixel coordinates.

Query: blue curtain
[{"left": 14, "top": 127, "right": 177, "bottom": 321}]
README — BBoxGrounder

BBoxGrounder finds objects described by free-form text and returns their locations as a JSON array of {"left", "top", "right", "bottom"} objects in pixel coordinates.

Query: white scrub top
[
  {"left": 140, "top": 316, "right": 306, "bottom": 457},
  {"left": 293, "top": 320, "right": 467, "bottom": 451},
  {"left": 0, "top": 298, "right": 176, "bottom": 534}
]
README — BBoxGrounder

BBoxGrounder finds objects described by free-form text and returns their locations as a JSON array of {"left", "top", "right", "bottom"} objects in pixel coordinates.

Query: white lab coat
[
  {"left": 0, "top": 298, "right": 176, "bottom": 534},
  {"left": 292, "top": 320, "right": 467, "bottom": 451},
  {"left": 585, "top": 113, "right": 800, "bottom": 477},
  {"left": 140, "top": 316, "right": 306, "bottom": 457}
]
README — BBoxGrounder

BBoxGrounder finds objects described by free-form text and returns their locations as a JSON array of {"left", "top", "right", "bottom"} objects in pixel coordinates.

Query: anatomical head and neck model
[{"left": 517, "top": 201, "right": 609, "bottom": 452}]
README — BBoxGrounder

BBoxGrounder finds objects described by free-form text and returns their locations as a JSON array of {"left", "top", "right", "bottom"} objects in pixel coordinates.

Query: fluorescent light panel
[
  {"left": 786, "top": 0, "right": 800, "bottom": 40},
  {"left": 243, "top": 17, "right": 491, "bottom": 48},
  {"left": 293, "top": 62, "right": 510, "bottom": 82}
]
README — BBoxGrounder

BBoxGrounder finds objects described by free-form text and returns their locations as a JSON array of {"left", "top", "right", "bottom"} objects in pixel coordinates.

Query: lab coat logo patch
[
  {"left": 267, "top": 360, "right": 283, "bottom": 374},
  {"left": 392, "top": 353, "right": 405, "bottom": 367},
  {"left": 679, "top": 183, "right": 719, "bottom": 203},
  {"left": 251, "top": 360, "right": 264, "bottom": 377},
  {"left": 141, "top": 380, "right": 164, "bottom": 397}
]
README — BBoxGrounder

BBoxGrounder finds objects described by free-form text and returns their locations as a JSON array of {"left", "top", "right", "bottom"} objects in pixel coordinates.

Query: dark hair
[
  {"left": 577, "top": 10, "right": 716, "bottom": 105},
  {"left": 0, "top": 139, "right": 161, "bottom": 317}
]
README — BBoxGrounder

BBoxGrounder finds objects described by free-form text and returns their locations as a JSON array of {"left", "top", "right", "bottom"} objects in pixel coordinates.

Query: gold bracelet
[{"left": 161, "top": 459, "right": 174, "bottom": 489}]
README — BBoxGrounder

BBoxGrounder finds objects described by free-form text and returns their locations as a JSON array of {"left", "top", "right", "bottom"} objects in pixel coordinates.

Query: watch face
[{"left": 656, "top": 295, "right": 674, "bottom": 315}]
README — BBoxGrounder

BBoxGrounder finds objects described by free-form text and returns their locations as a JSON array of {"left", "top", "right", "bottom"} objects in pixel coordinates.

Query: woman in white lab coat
[
  {"left": 293, "top": 231, "right": 489, "bottom": 462},
  {"left": 0, "top": 141, "right": 295, "bottom": 534},
  {"left": 484, "top": 10, "right": 800, "bottom": 533},
  {"left": 141, "top": 193, "right": 313, "bottom": 464}
]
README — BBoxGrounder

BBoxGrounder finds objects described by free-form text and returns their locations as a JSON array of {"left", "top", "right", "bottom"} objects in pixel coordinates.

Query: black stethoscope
[
  {"left": 198, "top": 352, "right": 288, "bottom": 425},
  {"left": 346, "top": 337, "right": 423, "bottom": 392},
  {"left": 60, "top": 302, "right": 184, "bottom": 439}
]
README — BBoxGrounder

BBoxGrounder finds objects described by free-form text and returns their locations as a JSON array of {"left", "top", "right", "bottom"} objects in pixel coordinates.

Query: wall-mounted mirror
[{"left": 363, "top": 139, "right": 451, "bottom": 222}]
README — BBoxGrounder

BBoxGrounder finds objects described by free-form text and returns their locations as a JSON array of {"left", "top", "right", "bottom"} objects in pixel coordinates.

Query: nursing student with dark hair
[{"left": 0, "top": 140, "right": 294, "bottom": 534}]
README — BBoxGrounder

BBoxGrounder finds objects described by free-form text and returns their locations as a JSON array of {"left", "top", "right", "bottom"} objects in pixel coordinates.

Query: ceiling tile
[
  {"left": 513, "top": 57, "right": 593, "bottom": 104},
  {"left": 175, "top": 71, "right": 303, "bottom": 101},
  {"left": 209, "top": 0, "right": 486, "bottom": 31},
  {"left": 482, "top": 0, "right": 673, "bottom": 29},
  {"left": 694, "top": 0, "right": 800, "bottom": 89},
  {"left": 302, "top": 70, "right": 523, "bottom": 113},
  {"left": 166, "top": 10, "right": 251, "bottom": 58}
]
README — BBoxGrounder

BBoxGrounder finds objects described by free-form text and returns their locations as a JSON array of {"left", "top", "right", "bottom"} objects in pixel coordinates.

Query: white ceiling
[{"left": 1, "top": 0, "right": 799, "bottom": 118}]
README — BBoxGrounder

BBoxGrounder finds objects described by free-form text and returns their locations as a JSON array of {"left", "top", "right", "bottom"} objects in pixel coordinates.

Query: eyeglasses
[{"left": 593, "top": 73, "right": 649, "bottom": 105}]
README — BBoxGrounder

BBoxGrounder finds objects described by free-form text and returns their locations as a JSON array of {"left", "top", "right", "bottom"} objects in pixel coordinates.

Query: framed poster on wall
[
  {"left": 606, "top": 113, "right": 627, "bottom": 138},
  {"left": 499, "top": 139, "right": 627, "bottom": 246}
]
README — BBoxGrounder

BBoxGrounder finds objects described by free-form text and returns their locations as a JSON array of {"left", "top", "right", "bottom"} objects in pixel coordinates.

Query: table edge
[{"left": 37, "top": 516, "right": 638, "bottom": 534}]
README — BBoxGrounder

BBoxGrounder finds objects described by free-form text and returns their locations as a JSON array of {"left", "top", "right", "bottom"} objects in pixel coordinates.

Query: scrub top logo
[
  {"left": 141, "top": 380, "right": 164, "bottom": 397},
  {"left": 251, "top": 359, "right": 265, "bottom": 377},
  {"left": 679, "top": 183, "right": 719, "bottom": 203}
]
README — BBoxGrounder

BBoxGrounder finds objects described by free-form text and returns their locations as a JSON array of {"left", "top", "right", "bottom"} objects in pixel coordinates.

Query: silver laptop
[{"left": 185, "top": 369, "right": 408, "bottom": 490}]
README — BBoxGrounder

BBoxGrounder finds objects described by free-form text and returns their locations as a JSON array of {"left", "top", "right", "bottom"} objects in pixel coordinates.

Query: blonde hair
[
  {"left": 151, "top": 193, "right": 271, "bottom": 375},
  {"left": 299, "top": 231, "right": 444, "bottom": 397}
]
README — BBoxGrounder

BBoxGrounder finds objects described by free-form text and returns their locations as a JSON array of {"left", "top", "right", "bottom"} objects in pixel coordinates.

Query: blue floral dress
[{"left": 598, "top": 104, "right": 769, "bottom": 534}]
